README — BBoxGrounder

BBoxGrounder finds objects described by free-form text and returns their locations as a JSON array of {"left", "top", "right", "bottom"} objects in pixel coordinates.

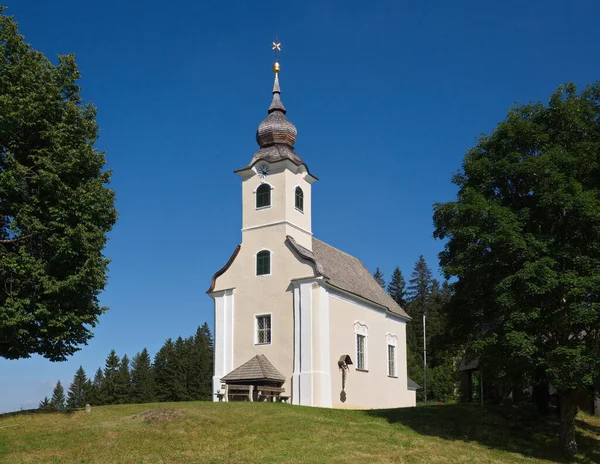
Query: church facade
[{"left": 207, "top": 59, "right": 417, "bottom": 409}]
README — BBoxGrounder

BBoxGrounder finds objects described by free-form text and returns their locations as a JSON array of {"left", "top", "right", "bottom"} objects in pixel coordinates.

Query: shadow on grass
[{"left": 365, "top": 404, "right": 599, "bottom": 464}]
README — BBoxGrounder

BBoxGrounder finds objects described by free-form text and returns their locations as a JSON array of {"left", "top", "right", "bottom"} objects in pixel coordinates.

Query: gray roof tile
[
  {"left": 221, "top": 354, "right": 285, "bottom": 383},
  {"left": 287, "top": 236, "right": 410, "bottom": 319}
]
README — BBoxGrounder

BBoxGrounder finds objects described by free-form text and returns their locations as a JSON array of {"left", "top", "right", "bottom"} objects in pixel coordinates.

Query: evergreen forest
[{"left": 40, "top": 323, "right": 214, "bottom": 411}]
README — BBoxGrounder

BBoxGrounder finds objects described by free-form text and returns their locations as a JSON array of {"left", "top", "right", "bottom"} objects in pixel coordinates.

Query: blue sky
[{"left": 1, "top": 0, "right": 599, "bottom": 413}]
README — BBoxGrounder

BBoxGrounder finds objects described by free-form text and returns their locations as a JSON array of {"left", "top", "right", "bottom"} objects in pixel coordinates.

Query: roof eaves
[
  {"left": 324, "top": 281, "right": 411, "bottom": 321},
  {"left": 286, "top": 235, "right": 327, "bottom": 277},
  {"left": 206, "top": 244, "right": 241, "bottom": 294}
]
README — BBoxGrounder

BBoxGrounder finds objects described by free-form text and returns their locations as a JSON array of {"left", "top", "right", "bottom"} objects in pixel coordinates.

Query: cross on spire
[{"left": 272, "top": 39, "right": 282, "bottom": 62}]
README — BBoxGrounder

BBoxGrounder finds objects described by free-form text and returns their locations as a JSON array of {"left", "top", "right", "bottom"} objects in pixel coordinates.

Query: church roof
[
  {"left": 221, "top": 354, "right": 285, "bottom": 384},
  {"left": 287, "top": 236, "right": 411, "bottom": 320},
  {"left": 407, "top": 377, "right": 421, "bottom": 390}
]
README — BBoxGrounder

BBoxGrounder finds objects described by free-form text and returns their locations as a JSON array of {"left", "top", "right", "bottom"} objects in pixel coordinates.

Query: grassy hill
[{"left": 0, "top": 402, "right": 598, "bottom": 463}]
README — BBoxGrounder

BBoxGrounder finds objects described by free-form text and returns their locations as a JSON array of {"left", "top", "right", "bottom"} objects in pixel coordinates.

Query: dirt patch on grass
[{"left": 129, "top": 408, "right": 184, "bottom": 423}]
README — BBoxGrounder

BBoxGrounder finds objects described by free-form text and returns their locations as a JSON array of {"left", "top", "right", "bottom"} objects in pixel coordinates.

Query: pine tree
[
  {"left": 188, "top": 324, "right": 214, "bottom": 400},
  {"left": 88, "top": 367, "right": 105, "bottom": 405},
  {"left": 67, "top": 366, "right": 88, "bottom": 409},
  {"left": 131, "top": 348, "right": 155, "bottom": 404},
  {"left": 172, "top": 336, "right": 191, "bottom": 401},
  {"left": 102, "top": 350, "right": 120, "bottom": 404},
  {"left": 38, "top": 396, "right": 50, "bottom": 410},
  {"left": 50, "top": 380, "right": 66, "bottom": 411},
  {"left": 115, "top": 354, "right": 132, "bottom": 404},
  {"left": 387, "top": 267, "right": 408, "bottom": 308},
  {"left": 154, "top": 338, "right": 176, "bottom": 402},
  {"left": 373, "top": 267, "right": 385, "bottom": 289},
  {"left": 406, "top": 255, "right": 434, "bottom": 353}
]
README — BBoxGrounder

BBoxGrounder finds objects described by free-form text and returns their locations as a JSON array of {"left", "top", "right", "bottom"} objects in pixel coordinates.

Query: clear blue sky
[{"left": 1, "top": 0, "right": 598, "bottom": 413}]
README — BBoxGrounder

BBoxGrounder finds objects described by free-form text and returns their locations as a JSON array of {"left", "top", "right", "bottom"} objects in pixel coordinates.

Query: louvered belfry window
[
  {"left": 256, "top": 315, "right": 271, "bottom": 344},
  {"left": 256, "top": 184, "right": 271, "bottom": 208},
  {"left": 295, "top": 187, "right": 304, "bottom": 211},
  {"left": 256, "top": 250, "right": 270, "bottom": 275}
]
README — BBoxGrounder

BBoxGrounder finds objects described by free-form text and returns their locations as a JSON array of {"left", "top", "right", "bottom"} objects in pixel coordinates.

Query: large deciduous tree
[
  {"left": 0, "top": 7, "right": 117, "bottom": 361},
  {"left": 433, "top": 82, "right": 600, "bottom": 456}
]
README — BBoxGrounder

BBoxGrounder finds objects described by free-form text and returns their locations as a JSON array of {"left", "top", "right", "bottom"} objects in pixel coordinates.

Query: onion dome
[{"left": 256, "top": 63, "right": 298, "bottom": 149}]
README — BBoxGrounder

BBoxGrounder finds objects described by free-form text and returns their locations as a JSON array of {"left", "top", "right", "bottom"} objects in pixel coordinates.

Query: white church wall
[
  {"left": 327, "top": 289, "right": 415, "bottom": 409},
  {"left": 212, "top": 222, "right": 315, "bottom": 397}
]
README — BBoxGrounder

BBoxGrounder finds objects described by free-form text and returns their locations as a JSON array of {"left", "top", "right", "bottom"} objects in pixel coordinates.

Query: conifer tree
[
  {"left": 38, "top": 396, "right": 50, "bottom": 410},
  {"left": 387, "top": 267, "right": 408, "bottom": 308},
  {"left": 154, "top": 338, "right": 176, "bottom": 402},
  {"left": 50, "top": 380, "right": 66, "bottom": 411},
  {"left": 115, "top": 354, "right": 132, "bottom": 404},
  {"left": 373, "top": 267, "right": 385, "bottom": 289},
  {"left": 88, "top": 367, "right": 105, "bottom": 405},
  {"left": 67, "top": 366, "right": 88, "bottom": 409},
  {"left": 406, "top": 255, "right": 434, "bottom": 351},
  {"left": 131, "top": 348, "right": 155, "bottom": 403},
  {"left": 102, "top": 349, "right": 120, "bottom": 404},
  {"left": 172, "top": 336, "right": 191, "bottom": 401},
  {"left": 188, "top": 324, "right": 214, "bottom": 400}
]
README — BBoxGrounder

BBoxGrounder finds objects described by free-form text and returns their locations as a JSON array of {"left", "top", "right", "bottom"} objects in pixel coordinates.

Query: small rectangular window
[
  {"left": 256, "top": 315, "right": 271, "bottom": 345},
  {"left": 356, "top": 334, "right": 365, "bottom": 370},
  {"left": 388, "top": 345, "right": 396, "bottom": 377}
]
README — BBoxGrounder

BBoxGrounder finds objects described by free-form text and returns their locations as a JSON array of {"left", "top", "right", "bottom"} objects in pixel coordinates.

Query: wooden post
[
  {"left": 249, "top": 385, "right": 254, "bottom": 402},
  {"left": 224, "top": 384, "right": 229, "bottom": 402}
]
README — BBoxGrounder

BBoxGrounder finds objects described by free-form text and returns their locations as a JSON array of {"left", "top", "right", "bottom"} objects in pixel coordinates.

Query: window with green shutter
[
  {"left": 295, "top": 187, "right": 304, "bottom": 211},
  {"left": 256, "top": 250, "right": 271, "bottom": 275},
  {"left": 256, "top": 184, "right": 271, "bottom": 208}
]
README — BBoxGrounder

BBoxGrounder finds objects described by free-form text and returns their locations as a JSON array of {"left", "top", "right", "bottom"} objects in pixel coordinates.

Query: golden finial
[{"left": 272, "top": 39, "right": 282, "bottom": 74}]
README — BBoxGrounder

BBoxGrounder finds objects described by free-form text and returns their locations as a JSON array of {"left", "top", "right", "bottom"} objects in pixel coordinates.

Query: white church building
[{"left": 207, "top": 57, "right": 417, "bottom": 409}]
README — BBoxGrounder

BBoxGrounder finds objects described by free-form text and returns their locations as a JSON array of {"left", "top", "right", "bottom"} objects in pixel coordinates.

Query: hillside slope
[{"left": 0, "top": 402, "right": 598, "bottom": 463}]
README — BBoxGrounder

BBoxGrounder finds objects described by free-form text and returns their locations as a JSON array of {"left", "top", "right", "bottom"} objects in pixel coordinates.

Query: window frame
[
  {"left": 256, "top": 183, "right": 272, "bottom": 209},
  {"left": 256, "top": 249, "right": 271, "bottom": 276},
  {"left": 388, "top": 345, "right": 396, "bottom": 377},
  {"left": 386, "top": 333, "right": 398, "bottom": 378},
  {"left": 295, "top": 186, "right": 304, "bottom": 212},
  {"left": 255, "top": 313, "right": 272, "bottom": 345},
  {"left": 354, "top": 322, "right": 368, "bottom": 372}
]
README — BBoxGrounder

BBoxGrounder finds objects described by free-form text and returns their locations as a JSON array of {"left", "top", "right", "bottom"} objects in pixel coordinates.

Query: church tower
[{"left": 234, "top": 58, "right": 317, "bottom": 250}]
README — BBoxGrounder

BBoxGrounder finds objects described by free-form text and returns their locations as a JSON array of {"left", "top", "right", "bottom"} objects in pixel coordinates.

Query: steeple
[
  {"left": 235, "top": 41, "right": 310, "bottom": 173},
  {"left": 256, "top": 60, "right": 297, "bottom": 148}
]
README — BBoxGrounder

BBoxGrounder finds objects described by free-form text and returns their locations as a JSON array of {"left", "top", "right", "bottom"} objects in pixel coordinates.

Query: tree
[
  {"left": 154, "top": 338, "right": 176, "bottom": 402},
  {"left": 88, "top": 367, "right": 105, "bottom": 405},
  {"left": 373, "top": 267, "right": 385, "bottom": 289},
  {"left": 115, "top": 354, "right": 132, "bottom": 404},
  {"left": 50, "top": 380, "right": 66, "bottom": 411},
  {"left": 406, "top": 255, "right": 434, "bottom": 352},
  {"left": 67, "top": 366, "right": 88, "bottom": 409},
  {"left": 131, "top": 348, "right": 155, "bottom": 404},
  {"left": 387, "top": 267, "right": 408, "bottom": 308},
  {"left": 102, "top": 350, "right": 120, "bottom": 404},
  {"left": 38, "top": 396, "right": 50, "bottom": 410},
  {"left": 0, "top": 7, "right": 117, "bottom": 361},
  {"left": 188, "top": 323, "right": 214, "bottom": 400},
  {"left": 433, "top": 82, "right": 600, "bottom": 456}
]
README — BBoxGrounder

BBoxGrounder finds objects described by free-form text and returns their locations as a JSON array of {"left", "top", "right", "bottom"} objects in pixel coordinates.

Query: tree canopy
[
  {"left": 0, "top": 7, "right": 117, "bottom": 361},
  {"left": 433, "top": 82, "right": 600, "bottom": 455}
]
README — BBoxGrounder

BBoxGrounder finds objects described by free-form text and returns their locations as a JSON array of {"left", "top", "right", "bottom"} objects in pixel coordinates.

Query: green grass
[{"left": 0, "top": 402, "right": 598, "bottom": 463}]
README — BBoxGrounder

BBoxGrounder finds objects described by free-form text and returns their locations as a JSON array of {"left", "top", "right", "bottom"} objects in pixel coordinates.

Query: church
[{"left": 207, "top": 51, "right": 417, "bottom": 409}]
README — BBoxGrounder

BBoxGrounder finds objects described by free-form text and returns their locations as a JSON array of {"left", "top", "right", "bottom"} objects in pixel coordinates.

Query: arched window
[
  {"left": 256, "top": 184, "right": 271, "bottom": 208},
  {"left": 295, "top": 187, "right": 304, "bottom": 211},
  {"left": 256, "top": 250, "right": 271, "bottom": 275}
]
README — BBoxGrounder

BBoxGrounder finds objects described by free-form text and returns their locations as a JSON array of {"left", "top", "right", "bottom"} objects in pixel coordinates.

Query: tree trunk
[{"left": 558, "top": 390, "right": 578, "bottom": 456}]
